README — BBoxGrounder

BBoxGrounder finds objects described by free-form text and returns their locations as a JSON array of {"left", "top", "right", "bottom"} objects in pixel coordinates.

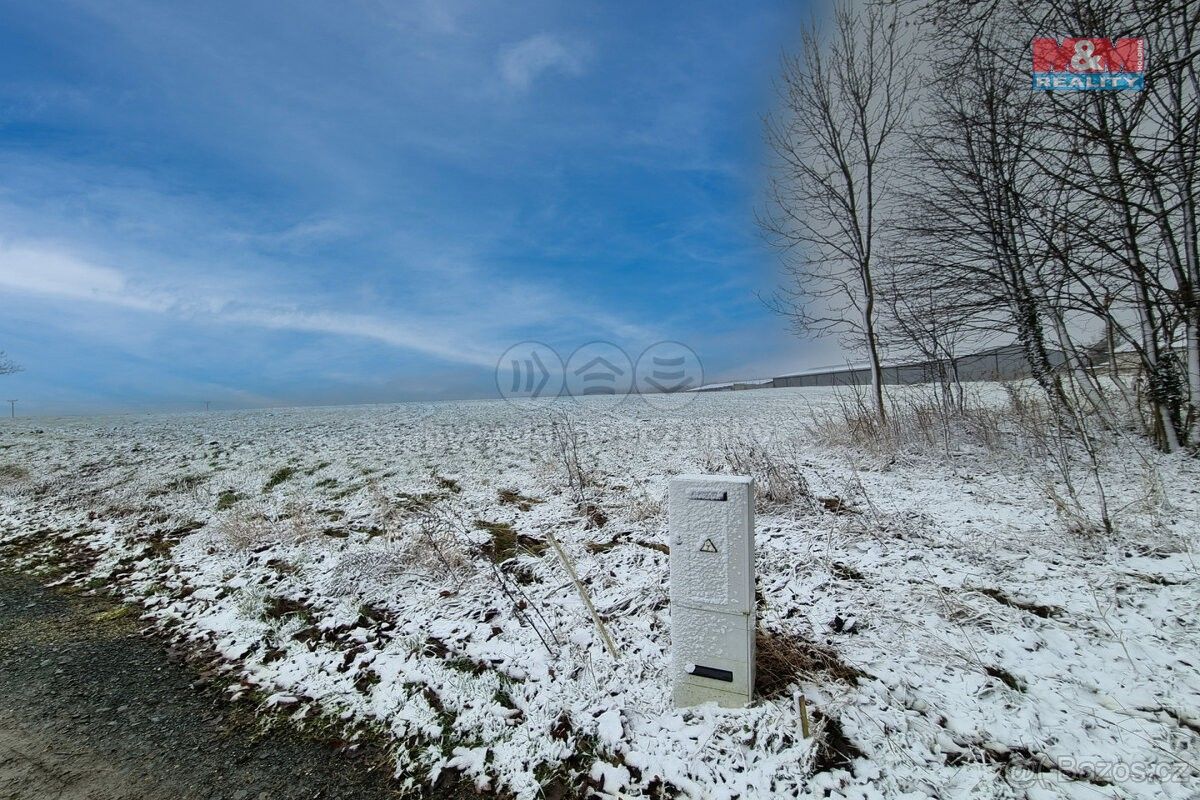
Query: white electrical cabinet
[{"left": 668, "top": 475, "right": 755, "bottom": 708}]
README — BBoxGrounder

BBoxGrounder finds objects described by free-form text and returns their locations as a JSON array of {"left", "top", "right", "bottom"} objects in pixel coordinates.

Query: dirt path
[{"left": 0, "top": 571, "right": 411, "bottom": 800}]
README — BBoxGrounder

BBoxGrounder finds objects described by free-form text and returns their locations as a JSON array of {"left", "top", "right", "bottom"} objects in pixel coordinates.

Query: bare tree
[
  {"left": 0, "top": 352, "right": 20, "bottom": 377},
  {"left": 896, "top": 30, "right": 1075, "bottom": 414},
  {"left": 1040, "top": 1, "right": 1200, "bottom": 450},
  {"left": 766, "top": 0, "right": 1195, "bottom": 454},
  {"left": 902, "top": 0, "right": 1195, "bottom": 450},
  {"left": 762, "top": 1, "right": 916, "bottom": 422}
]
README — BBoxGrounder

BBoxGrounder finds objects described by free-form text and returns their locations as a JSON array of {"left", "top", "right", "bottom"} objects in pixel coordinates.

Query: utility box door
[{"left": 669, "top": 475, "right": 754, "bottom": 614}]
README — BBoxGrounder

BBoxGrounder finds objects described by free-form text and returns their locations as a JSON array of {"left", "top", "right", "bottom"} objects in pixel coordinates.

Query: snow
[
  {"left": 0, "top": 384, "right": 1197, "bottom": 798},
  {"left": 596, "top": 708, "right": 624, "bottom": 747},
  {"left": 692, "top": 378, "right": 775, "bottom": 391}
]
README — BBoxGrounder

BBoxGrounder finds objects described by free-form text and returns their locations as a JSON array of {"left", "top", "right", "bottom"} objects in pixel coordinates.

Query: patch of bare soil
[{"left": 0, "top": 570, "right": 448, "bottom": 800}]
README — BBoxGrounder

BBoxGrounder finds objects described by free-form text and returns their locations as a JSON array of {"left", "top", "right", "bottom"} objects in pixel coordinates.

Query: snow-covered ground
[{"left": 0, "top": 385, "right": 1197, "bottom": 799}]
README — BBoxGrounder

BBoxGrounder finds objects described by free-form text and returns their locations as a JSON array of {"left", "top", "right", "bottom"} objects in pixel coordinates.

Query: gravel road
[{"left": 0, "top": 570, "right": 428, "bottom": 800}]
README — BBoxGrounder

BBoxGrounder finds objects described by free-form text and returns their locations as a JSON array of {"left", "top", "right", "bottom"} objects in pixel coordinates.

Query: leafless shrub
[
  {"left": 549, "top": 412, "right": 605, "bottom": 528},
  {"left": 995, "top": 384, "right": 1117, "bottom": 535},
  {"left": 413, "top": 495, "right": 560, "bottom": 656}
]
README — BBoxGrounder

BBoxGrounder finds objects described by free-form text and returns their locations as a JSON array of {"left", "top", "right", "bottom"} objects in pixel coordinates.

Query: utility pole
[{"left": 6, "top": 400, "right": 15, "bottom": 419}]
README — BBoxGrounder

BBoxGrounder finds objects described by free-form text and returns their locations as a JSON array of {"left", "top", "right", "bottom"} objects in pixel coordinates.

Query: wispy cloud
[
  {"left": 498, "top": 33, "right": 591, "bottom": 91},
  {"left": 0, "top": 242, "right": 497, "bottom": 366},
  {"left": 0, "top": 240, "right": 660, "bottom": 370},
  {"left": 0, "top": 245, "right": 133, "bottom": 303}
]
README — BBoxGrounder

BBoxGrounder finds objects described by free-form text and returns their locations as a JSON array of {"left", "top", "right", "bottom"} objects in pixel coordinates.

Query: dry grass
[
  {"left": 325, "top": 547, "right": 416, "bottom": 595},
  {"left": 0, "top": 464, "right": 30, "bottom": 482},
  {"left": 624, "top": 484, "right": 665, "bottom": 525},
  {"left": 215, "top": 501, "right": 319, "bottom": 552},
  {"left": 497, "top": 488, "right": 543, "bottom": 511},
  {"left": 216, "top": 513, "right": 277, "bottom": 551},
  {"left": 263, "top": 465, "right": 298, "bottom": 492},
  {"left": 706, "top": 433, "right": 813, "bottom": 513},
  {"left": 805, "top": 387, "right": 1011, "bottom": 458},
  {"left": 804, "top": 383, "right": 1169, "bottom": 536},
  {"left": 473, "top": 519, "right": 548, "bottom": 563},
  {"left": 755, "top": 628, "right": 864, "bottom": 698},
  {"left": 0, "top": 464, "right": 31, "bottom": 498}
]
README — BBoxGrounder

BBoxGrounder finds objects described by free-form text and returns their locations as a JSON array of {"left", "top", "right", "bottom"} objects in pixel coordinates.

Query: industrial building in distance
[{"left": 695, "top": 343, "right": 1071, "bottom": 392}]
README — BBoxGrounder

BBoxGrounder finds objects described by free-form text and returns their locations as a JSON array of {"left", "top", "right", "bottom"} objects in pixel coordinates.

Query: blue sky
[{"left": 0, "top": 0, "right": 829, "bottom": 414}]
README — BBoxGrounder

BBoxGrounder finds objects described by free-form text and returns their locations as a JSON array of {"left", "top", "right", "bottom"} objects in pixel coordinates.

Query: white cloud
[
  {"left": 498, "top": 33, "right": 590, "bottom": 91},
  {"left": 0, "top": 240, "right": 657, "bottom": 371},
  {"left": 0, "top": 244, "right": 131, "bottom": 302}
]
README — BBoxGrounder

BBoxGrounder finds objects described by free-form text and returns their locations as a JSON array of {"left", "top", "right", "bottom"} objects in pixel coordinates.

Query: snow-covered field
[{"left": 0, "top": 385, "right": 1197, "bottom": 799}]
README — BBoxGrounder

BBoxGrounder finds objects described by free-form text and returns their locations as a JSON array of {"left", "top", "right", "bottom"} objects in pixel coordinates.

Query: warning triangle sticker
[{"left": 699, "top": 538, "right": 718, "bottom": 553}]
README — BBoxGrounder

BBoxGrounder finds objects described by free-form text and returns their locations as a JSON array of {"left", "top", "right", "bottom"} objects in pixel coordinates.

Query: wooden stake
[
  {"left": 798, "top": 694, "right": 811, "bottom": 738},
  {"left": 546, "top": 532, "right": 620, "bottom": 660}
]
